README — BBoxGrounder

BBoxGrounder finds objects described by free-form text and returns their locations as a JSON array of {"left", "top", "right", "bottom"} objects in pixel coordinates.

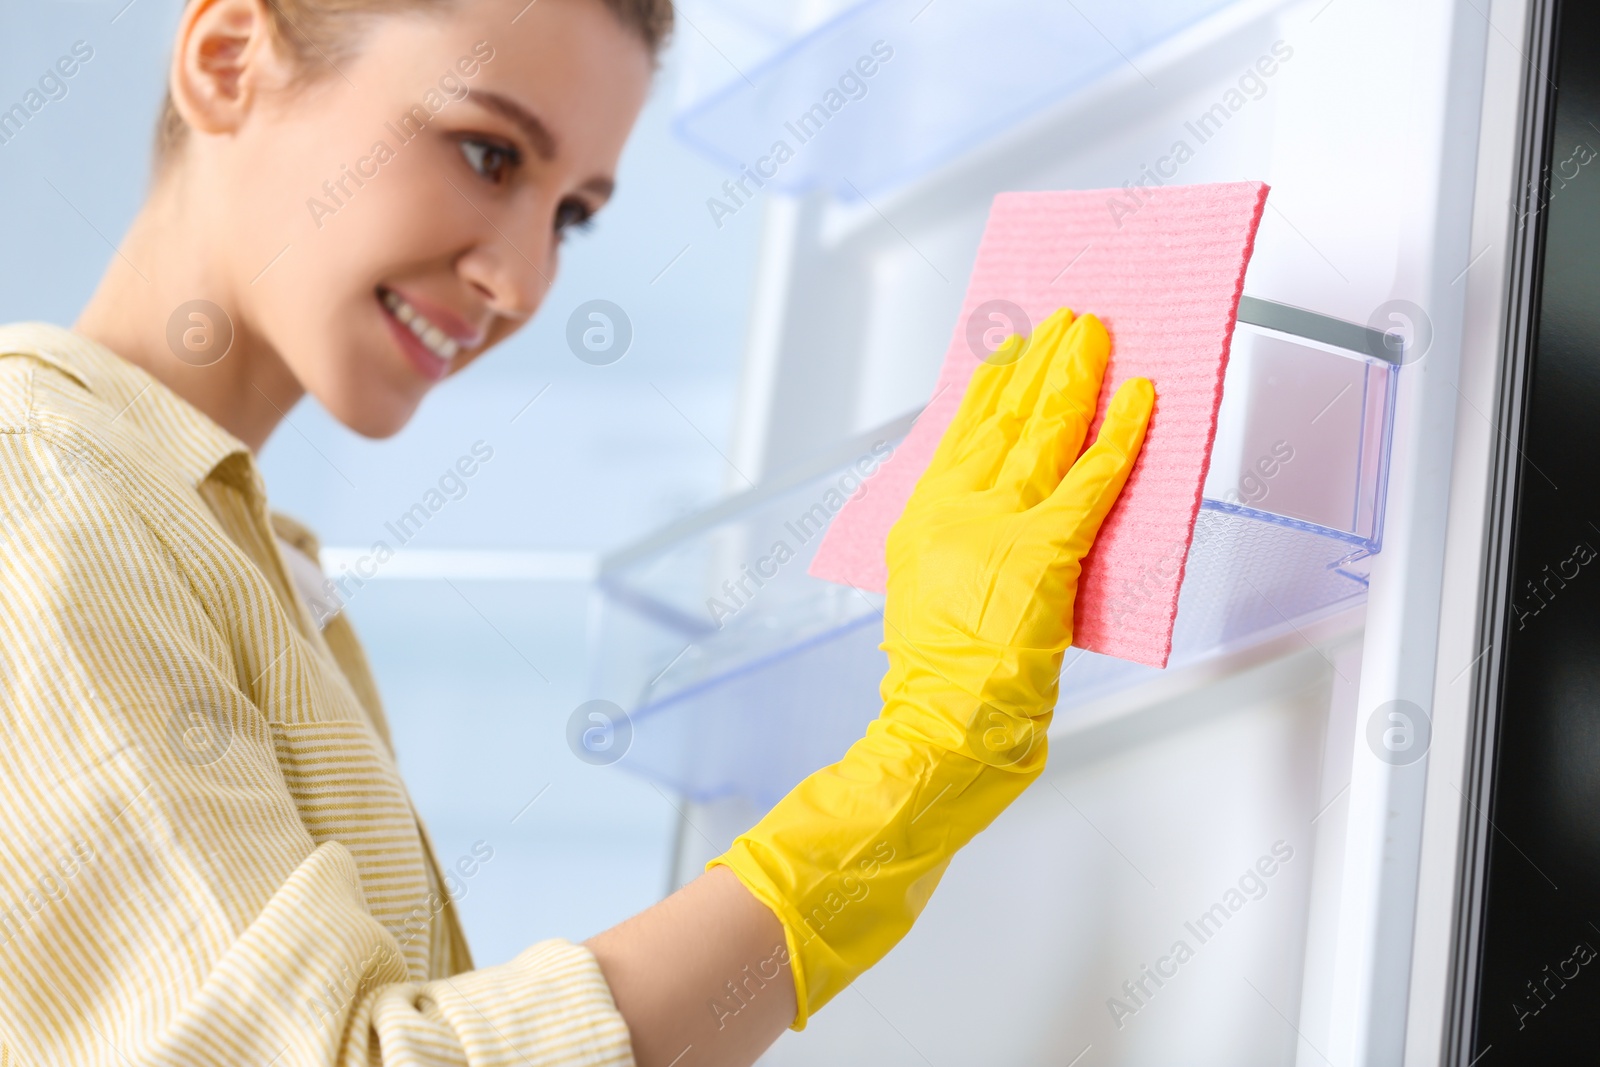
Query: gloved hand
[{"left": 710, "top": 308, "right": 1155, "bottom": 1028}]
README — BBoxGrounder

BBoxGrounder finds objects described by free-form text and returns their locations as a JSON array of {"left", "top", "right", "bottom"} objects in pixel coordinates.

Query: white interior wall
[{"left": 749, "top": 638, "right": 1356, "bottom": 1066}]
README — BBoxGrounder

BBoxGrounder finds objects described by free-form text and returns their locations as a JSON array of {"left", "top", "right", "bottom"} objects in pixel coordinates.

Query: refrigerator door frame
[
  {"left": 1309, "top": 0, "right": 1502, "bottom": 1059},
  {"left": 1445, "top": 0, "right": 1567, "bottom": 1059},
  {"left": 1404, "top": 0, "right": 1557, "bottom": 1061}
]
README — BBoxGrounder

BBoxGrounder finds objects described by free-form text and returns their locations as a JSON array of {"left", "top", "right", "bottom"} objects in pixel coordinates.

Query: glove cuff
[{"left": 709, "top": 715, "right": 1049, "bottom": 1028}]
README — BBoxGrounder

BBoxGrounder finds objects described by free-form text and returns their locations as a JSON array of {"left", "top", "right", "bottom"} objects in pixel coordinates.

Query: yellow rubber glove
[{"left": 710, "top": 308, "right": 1155, "bottom": 1028}]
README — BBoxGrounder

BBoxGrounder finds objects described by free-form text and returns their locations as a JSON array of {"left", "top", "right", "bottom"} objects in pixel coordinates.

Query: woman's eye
[
  {"left": 554, "top": 198, "right": 595, "bottom": 240},
  {"left": 459, "top": 139, "right": 518, "bottom": 184}
]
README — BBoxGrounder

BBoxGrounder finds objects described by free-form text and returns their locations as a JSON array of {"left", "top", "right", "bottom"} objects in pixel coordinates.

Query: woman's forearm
[{"left": 585, "top": 866, "right": 795, "bottom": 1067}]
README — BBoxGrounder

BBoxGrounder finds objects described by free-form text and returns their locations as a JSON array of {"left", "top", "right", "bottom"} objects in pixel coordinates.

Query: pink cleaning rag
[{"left": 808, "top": 182, "right": 1269, "bottom": 669}]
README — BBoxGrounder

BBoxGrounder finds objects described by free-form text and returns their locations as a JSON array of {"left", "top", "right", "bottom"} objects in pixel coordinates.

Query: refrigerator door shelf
[{"left": 599, "top": 298, "right": 1399, "bottom": 805}]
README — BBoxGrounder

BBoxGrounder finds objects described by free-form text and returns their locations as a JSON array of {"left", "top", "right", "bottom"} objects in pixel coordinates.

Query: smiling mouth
[{"left": 378, "top": 287, "right": 462, "bottom": 362}]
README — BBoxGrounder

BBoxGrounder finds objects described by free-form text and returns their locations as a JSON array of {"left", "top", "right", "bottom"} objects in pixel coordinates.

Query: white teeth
[{"left": 381, "top": 288, "right": 461, "bottom": 362}]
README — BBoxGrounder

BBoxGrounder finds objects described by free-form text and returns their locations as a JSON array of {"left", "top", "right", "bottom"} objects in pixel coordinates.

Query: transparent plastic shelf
[
  {"left": 597, "top": 299, "right": 1400, "bottom": 805},
  {"left": 674, "top": 0, "right": 1263, "bottom": 200}
]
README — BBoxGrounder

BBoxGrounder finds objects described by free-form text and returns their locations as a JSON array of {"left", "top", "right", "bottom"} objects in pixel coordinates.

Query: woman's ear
[{"left": 169, "top": 0, "right": 290, "bottom": 138}]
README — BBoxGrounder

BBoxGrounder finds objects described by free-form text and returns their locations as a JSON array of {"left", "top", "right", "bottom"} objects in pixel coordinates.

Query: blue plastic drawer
[{"left": 674, "top": 0, "right": 1268, "bottom": 200}]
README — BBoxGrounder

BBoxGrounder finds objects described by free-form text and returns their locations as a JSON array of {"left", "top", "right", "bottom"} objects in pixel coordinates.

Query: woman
[{"left": 0, "top": 0, "right": 1153, "bottom": 1064}]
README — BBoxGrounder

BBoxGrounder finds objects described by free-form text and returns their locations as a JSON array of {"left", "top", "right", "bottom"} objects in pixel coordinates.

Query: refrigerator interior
[{"left": 593, "top": 0, "right": 1497, "bottom": 1062}]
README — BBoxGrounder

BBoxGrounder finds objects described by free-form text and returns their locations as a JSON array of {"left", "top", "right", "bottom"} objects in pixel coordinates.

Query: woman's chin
[{"left": 322, "top": 388, "right": 421, "bottom": 440}]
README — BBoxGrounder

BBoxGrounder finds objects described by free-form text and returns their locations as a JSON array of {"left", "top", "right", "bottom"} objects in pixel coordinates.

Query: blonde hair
[{"left": 155, "top": 0, "right": 673, "bottom": 165}]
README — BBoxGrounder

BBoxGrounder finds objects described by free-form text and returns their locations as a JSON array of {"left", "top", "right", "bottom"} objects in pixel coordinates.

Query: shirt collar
[{"left": 0, "top": 321, "right": 255, "bottom": 493}]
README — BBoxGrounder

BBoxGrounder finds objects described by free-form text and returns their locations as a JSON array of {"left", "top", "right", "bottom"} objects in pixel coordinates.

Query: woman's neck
[{"left": 72, "top": 173, "right": 305, "bottom": 453}]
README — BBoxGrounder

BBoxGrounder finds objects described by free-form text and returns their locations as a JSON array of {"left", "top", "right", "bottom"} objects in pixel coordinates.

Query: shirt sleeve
[{"left": 0, "top": 424, "right": 634, "bottom": 1064}]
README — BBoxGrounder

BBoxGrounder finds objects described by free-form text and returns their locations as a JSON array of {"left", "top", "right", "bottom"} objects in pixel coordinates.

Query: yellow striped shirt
[{"left": 0, "top": 323, "right": 634, "bottom": 1066}]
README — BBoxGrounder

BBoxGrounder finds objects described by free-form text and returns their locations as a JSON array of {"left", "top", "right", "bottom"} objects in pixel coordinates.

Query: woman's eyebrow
[
  {"left": 466, "top": 90, "right": 558, "bottom": 161},
  {"left": 464, "top": 89, "right": 616, "bottom": 202}
]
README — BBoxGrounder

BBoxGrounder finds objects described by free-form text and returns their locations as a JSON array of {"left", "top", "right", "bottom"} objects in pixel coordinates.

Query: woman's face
[{"left": 211, "top": 0, "right": 653, "bottom": 436}]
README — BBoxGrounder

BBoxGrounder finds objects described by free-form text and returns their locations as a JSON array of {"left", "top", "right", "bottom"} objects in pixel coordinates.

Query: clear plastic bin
[
  {"left": 673, "top": 0, "right": 1262, "bottom": 200},
  {"left": 597, "top": 298, "right": 1400, "bottom": 805}
]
